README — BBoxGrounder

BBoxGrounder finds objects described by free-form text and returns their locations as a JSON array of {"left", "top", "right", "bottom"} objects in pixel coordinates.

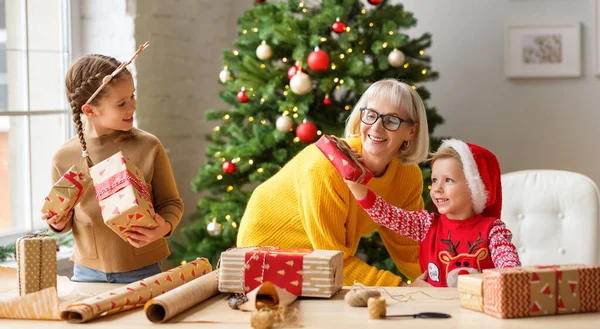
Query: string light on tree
[
  {"left": 276, "top": 114, "right": 293, "bottom": 132},
  {"left": 206, "top": 219, "right": 223, "bottom": 237},
  {"left": 332, "top": 17, "right": 346, "bottom": 34},
  {"left": 388, "top": 48, "right": 406, "bottom": 68},
  {"left": 307, "top": 46, "right": 330, "bottom": 72},
  {"left": 289, "top": 69, "right": 312, "bottom": 95},
  {"left": 256, "top": 40, "right": 273, "bottom": 60},
  {"left": 296, "top": 119, "right": 318, "bottom": 144},
  {"left": 219, "top": 66, "right": 231, "bottom": 83},
  {"left": 222, "top": 160, "right": 236, "bottom": 174},
  {"left": 237, "top": 87, "right": 250, "bottom": 103}
]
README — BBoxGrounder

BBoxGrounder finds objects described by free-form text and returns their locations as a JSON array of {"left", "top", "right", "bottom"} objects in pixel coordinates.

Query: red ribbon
[
  {"left": 62, "top": 171, "right": 86, "bottom": 207},
  {"left": 94, "top": 169, "right": 151, "bottom": 202},
  {"left": 532, "top": 265, "right": 562, "bottom": 314},
  {"left": 243, "top": 248, "right": 311, "bottom": 296}
]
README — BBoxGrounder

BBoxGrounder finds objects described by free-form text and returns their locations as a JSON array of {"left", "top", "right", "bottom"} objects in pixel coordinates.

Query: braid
[
  {"left": 70, "top": 100, "right": 93, "bottom": 167},
  {"left": 65, "top": 54, "right": 130, "bottom": 168}
]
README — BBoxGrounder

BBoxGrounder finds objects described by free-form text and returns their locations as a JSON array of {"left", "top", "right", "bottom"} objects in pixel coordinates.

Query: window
[{"left": 0, "top": 0, "right": 72, "bottom": 246}]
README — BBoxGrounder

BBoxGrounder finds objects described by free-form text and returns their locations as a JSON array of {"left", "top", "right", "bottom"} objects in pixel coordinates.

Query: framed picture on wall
[{"left": 505, "top": 18, "right": 581, "bottom": 78}]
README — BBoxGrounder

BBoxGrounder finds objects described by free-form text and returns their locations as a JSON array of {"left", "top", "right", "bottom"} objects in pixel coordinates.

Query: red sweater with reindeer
[{"left": 357, "top": 189, "right": 520, "bottom": 287}]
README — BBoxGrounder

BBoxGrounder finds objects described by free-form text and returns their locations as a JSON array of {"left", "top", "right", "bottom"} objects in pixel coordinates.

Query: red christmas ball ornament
[
  {"left": 222, "top": 161, "right": 236, "bottom": 174},
  {"left": 296, "top": 121, "right": 318, "bottom": 144},
  {"left": 332, "top": 18, "right": 346, "bottom": 34},
  {"left": 256, "top": 0, "right": 265, "bottom": 3},
  {"left": 367, "top": 0, "right": 382, "bottom": 4},
  {"left": 323, "top": 94, "right": 332, "bottom": 106},
  {"left": 237, "top": 87, "right": 250, "bottom": 103},
  {"left": 287, "top": 63, "right": 300, "bottom": 80},
  {"left": 307, "top": 47, "right": 330, "bottom": 72}
]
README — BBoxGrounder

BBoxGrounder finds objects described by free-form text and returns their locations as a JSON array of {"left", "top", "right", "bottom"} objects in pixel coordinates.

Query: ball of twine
[
  {"left": 367, "top": 296, "right": 386, "bottom": 319},
  {"left": 250, "top": 309, "right": 274, "bottom": 329},
  {"left": 345, "top": 288, "right": 381, "bottom": 307}
]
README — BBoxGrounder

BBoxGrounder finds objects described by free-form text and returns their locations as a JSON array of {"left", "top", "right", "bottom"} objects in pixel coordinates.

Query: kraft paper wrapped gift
[
  {"left": 316, "top": 134, "right": 373, "bottom": 184},
  {"left": 458, "top": 273, "right": 484, "bottom": 312},
  {"left": 15, "top": 235, "right": 57, "bottom": 296},
  {"left": 218, "top": 247, "right": 343, "bottom": 298},
  {"left": 41, "top": 165, "right": 91, "bottom": 220},
  {"left": 459, "top": 265, "right": 600, "bottom": 318},
  {"left": 90, "top": 151, "right": 156, "bottom": 241}
]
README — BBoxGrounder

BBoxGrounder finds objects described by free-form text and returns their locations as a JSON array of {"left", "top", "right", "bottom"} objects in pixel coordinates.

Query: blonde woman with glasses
[{"left": 237, "top": 79, "right": 431, "bottom": 287}]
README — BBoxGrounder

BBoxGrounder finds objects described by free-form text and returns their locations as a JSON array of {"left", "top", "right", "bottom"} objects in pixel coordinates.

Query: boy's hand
[
  {"left": 409, "top": 271, "right": 433, "bottom": 287},
  {"left": 42, "top": 211, "right": 72, "bottom": 231},
  {"left": 124, "top": 213, "right": 172, "bottom": 248},
  {"left": 344, "top": 180, "right": 368, "bottom": 200}
]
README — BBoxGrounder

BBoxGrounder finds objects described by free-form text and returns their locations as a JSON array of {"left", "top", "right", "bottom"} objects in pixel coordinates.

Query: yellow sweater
[
  {"left": 50, "top": 128, "right": 184, "bottom": 272},
  {"left": 237, "top": 137, "right": 423, "bottom": 286}
]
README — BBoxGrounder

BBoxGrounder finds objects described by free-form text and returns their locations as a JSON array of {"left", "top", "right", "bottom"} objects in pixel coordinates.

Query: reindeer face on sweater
[{"left": 438, "top": 231, "right": 488, "bottom": 287}]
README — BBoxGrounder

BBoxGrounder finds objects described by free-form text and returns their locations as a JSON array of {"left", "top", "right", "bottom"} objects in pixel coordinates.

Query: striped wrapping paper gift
[{"left": 217, "top": 247, "right": 343, "bottom": 298}]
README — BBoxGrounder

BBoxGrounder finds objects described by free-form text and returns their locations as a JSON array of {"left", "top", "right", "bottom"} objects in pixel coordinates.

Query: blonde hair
[
  {"left": 65, "top": 55, "right": 131, "bottom": 167},
  {"left": 344, "top": 79, "right": 429, "bottom": 164},
  {"left": 429, "top": 147, "right": 461, "bottom": 167}
]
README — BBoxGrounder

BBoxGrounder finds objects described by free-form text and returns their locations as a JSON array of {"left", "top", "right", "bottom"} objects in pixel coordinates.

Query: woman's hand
[
  {"left": 409, "top": 271, "right": 433, "bottom": 287},
  {"left": 42, "top": 211, "right": 72, "bottom": 231},
  {"left": 124, "top": 213, "right": 172, "bottom": 248}
]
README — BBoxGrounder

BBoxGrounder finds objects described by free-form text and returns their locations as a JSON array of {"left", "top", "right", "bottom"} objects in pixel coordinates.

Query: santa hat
[{"left": 437, "top": 139, "right": 502, "bottom": 218}]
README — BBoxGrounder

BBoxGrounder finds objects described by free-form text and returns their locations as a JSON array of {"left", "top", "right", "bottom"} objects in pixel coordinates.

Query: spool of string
[{"left": 367, "top": 296, "right": 386, "bottom": 319}]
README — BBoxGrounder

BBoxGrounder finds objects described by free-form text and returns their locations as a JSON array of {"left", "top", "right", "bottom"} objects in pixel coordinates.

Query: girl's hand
[
  {"left": 42, "top": 211, "right": 73, "bottom": 231},
  {"left": 409, "top": 271, "right": 433, "bottom": 287},
  {"left": 344, "top": 179, "right": 368, "bottom": 200},
  {"left": 124, "top": 213, "right": 172, "bottom": 248}
]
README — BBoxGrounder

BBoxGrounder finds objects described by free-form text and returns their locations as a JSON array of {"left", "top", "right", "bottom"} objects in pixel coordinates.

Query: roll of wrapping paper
[
  {"left": 60, "top": 258, "right": 212, "bottom": 323},
  {"left": 144, "top": 270, "right": 219, "bottom": 323}
]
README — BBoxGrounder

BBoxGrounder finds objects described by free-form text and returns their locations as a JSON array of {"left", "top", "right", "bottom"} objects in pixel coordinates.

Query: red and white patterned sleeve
[
  {"left": 489, "top": 219, "right": 521, "bottom": 268},
  {"left": 356, "top": 189, "right": 433, "bottom": 242}
]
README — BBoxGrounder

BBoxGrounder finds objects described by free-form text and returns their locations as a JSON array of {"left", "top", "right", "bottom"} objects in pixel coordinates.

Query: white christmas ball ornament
[
  {"left": 290, "top": 71, "right": 312, "bottom": 95},
  {"left": 388, "top": 48, "right": 406, "bottom": 68},
  {"left": 256, "top": 40, "right": 273, "bottom": 61},
  {"left": 219, "top": 68, "right": 231, "bottom": 83},
  {"left": 276, "top": 115, "right": 293, "bottom": 132},
  {"left": 207, "top": 221, "right": 223, "bottom": 237}
]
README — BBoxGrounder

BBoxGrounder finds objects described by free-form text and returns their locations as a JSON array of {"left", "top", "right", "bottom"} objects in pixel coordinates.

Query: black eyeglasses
[{"left": 359, "top": 108, "right": 414, "bottom": 131}]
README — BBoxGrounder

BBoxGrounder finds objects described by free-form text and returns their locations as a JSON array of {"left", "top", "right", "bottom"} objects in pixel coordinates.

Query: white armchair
[{"left": 501, "top": 170, "right": 600, "bottom": 266}]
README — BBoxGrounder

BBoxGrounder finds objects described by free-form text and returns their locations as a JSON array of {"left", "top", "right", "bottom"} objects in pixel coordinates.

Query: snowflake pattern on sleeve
[
  {"left": 361, "top": 191, "right": 434, "bottom": 242},
  {"left": 489, "top": 219, "right": 521, "bottom": 268}
]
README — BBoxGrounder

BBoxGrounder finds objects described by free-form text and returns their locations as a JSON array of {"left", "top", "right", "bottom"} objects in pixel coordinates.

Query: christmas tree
[{"left": 170, "top": 0, "right": 444, "bottom": 278}]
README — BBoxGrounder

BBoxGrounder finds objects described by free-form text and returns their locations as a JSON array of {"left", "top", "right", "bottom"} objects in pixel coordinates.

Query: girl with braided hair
[{"left": 40, "top": 51, "right": 183, "bottom": 283}]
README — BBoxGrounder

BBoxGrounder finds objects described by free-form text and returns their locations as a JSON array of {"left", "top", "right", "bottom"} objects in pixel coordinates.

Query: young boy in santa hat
[{"left": 345, "top": 139, "right": 521, "bottom": 287}]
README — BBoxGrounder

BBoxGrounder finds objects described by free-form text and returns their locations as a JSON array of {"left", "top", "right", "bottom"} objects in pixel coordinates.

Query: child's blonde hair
[
  {"left": 429, "top": 147, "right": 462, "bottom": 168},
  {"left": 344, "top": 78, "right": 429, "bottom": 164},
  {"left": 65, "top": 55, "right": 132, "bottom": 167}
]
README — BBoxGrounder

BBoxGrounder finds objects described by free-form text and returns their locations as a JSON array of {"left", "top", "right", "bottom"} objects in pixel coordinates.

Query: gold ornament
[
  {"left": 256, "top": 40, "right": 273, "bottom": 61},
  {"left": 289, "top": 70, "right": 312, "bottom": 95},
  {"left": 387, "top": 48, "right": 406, "bottom": 68}
]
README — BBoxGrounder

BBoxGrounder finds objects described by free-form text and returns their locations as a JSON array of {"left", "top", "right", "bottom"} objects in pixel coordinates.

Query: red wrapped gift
[
  {"left": 482, "top": 264, "right": 600, "bottom": 318},
  {"left": 217, "top": 247, "right": 343, "bottom": 298},
  {"left": 316, "top": 134, "right": 373, "bottom": 184},
  {"left": 41, "top": 165, "right": 91, "bottom": 220}
]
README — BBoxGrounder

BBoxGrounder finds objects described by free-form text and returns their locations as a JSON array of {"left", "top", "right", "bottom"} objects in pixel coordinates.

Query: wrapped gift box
[
  {"left": 459, "top": 265, "right": 600, "bottom": 318},
  {"left": 90, "top": 151, "right": 156, "bottom": 241},
  {"left": 458, "top": 273, "right": 484, "bottom": 312},
  {"left": 218, "top": 247, "right": 343, "bottom": 298},
  {"left": 41, "top": 165, "right": 91, "bottom": 220},
  {"left": 316, "top": 135, "right": 373, "bottom": 185},
  {"left": 15, "top": 235, "right": 57, "bottom": 296}
]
